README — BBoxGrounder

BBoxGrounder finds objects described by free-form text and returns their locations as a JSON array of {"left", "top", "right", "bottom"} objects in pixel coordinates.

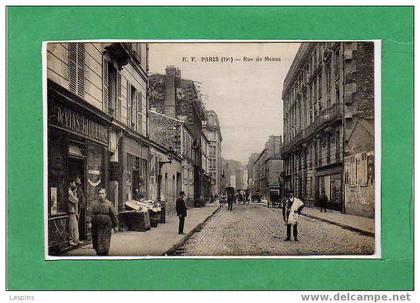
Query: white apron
[{"left": 287, "top": 197, "right": 304, "bottom": 225}]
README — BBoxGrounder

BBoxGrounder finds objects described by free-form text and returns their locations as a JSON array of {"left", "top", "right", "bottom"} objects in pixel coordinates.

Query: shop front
[
  {"left": 117, "top": 136, "right": 149, "bottom": 211},
  {"left": 47, "top": 87, "right": 111, "bottom": 255},
  {"left": 315, "top": 165, "right": 343, "bottom": 211}
]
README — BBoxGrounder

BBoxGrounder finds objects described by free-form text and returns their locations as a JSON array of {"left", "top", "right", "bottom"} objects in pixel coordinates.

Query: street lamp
[{"left": 157, "top": 147, "right": 174, "bottom": 203}]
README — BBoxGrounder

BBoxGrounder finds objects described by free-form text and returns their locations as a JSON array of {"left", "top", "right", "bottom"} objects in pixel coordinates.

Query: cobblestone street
[{"left": 175, "top": 203, "right": 375, "bottom": 256}]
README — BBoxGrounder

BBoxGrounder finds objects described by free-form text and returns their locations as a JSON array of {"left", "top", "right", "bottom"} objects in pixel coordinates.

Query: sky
[{"left": 149, "top": 42, "right": 300, "bottom": 165}]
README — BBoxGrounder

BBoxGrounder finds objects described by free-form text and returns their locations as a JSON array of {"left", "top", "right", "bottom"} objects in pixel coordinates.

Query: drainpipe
[{"left": 341, "top": 43, "right": 346, "bottom": 214}]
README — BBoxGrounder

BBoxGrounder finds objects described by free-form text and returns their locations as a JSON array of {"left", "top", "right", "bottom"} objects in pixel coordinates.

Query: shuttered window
[
  {"left": 116, "top": 71, "right": 122, "bottom": 120},
  {"left": 127, "top": 85, "right": 137, "bottom": 130},
  {"left": 130, "top": 43, "right": 142, "bottom": 64},
  {"left": 137, "top": 91, "right": 143, "bottom": 134},
  {"left": 68, "top": 43, "right": 85, "bottom": 97},
  {"left": 127, "top": 84, "right": 132, "bottom": 126},
  {"left": 131, "top": 86, "right": 137, "bottom": 130},
  {"left": 102, "top": 56, "right": 122, "bottom": 118},
  {"left": 102, "top": 56, "right": 109, "bottom": 113}
]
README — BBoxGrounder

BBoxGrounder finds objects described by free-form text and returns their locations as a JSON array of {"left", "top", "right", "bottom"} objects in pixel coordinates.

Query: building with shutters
[
  {"left": 149, "top": 66, "right": 207, "bottom": 207},
  {"left": 46, "top": 42, "right": 149, "bottom": 254},
  {"left": 201, "top": 131, "right": 213, "bottom": 203},
  {"left": 281, "top": 42, "right": 374, "bottom": 216},
  {"left": 148, "top": 109, "right": 195, "bottom": 208},
  {"left": 252, "top": 136, "right": 283, "bottom": 201},
  {"left": 203, "top": 110, "right": 223, "bottom": 197}
]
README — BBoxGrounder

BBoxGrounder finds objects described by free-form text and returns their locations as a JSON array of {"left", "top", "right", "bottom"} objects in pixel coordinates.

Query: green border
[{"left": 7, "top": 6, "right": 414, "bottom": 290}]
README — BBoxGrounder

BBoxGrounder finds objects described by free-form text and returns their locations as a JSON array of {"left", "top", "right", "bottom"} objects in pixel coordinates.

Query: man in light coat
[
  {"left": 68, "top": 179, "right": 80, "bottom": 246},
  {"left": 282, "top": 189, "right": 304, "bottom": 241}
]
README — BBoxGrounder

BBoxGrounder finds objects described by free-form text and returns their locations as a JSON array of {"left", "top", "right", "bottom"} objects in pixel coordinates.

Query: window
[
  {"left": 336, "top": 84, "right": 340, "bottom": 104},
  {"left": 68, "top": 43, "right": 85, "bottom": 97},
  {"left": 137, "top": 92, "right": 143, "bottom": 134},
  {"left": 313, "top": 82, "right": 317, "bottom": 117},
  {"left": 326, "top": 135, "right": 331, "bottom": 164},
  {"left": 130, "top": 43, "right": 142, "bottom": 64},
  {"left": 360, "top": 153, "right": 368, "bottom": 186},
  {"left": 350, "top": 156, "right": 356, "bottom": 186},
  {"left": 308, "top": 145, "right": 312, "bottom": 168},
  {"left": 127, "top": 85, "right": 141, "bottom": 131},
  {"left": 336, "top": 130, "right": 340, "bottom": 161},
  {"left": 48, "top": 130, "right": 67, "bottom": 215},
  {"left": 326, "top": 63, "right": 331, "bottom": 107},
  {"left": 103, "top": 56, "right": 121, "bottom": 119},
  {"left": 318, "top": 74, "right": 322, "bottom": 100},
  {"left": 335, "top": 48, "right": 340, "bottom": 80},
  {"left": 318, "top": 140, "right": 323, "bottom": 166}
]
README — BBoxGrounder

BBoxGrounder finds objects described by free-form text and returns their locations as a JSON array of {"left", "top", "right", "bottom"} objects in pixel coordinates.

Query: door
[
  {"left": 176, "top": 172, "right": 182, "bottom": 197},
  {"left": 68, "top": 157, "right": 87, "bottom": 240}
]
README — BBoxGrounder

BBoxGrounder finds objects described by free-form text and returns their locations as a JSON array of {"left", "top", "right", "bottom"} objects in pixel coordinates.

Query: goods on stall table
[
  {"left": 124, "top": 200, "right": 148, "bottom": 212},
  {"left": 135, "top": 199, "right": 161, "bottom": 213}
]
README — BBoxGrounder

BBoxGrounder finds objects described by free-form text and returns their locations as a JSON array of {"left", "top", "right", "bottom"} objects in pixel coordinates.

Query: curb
[
  {"left": 301, "top": 213, "right": 375, "bottom": 237},
  {"left": 163, "top": 206, "right": 222, "bottom": 256}
]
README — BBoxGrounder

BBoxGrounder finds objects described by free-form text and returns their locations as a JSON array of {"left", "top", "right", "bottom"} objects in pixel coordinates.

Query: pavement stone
[
  {"left": 301, "top": 207, "right": 375, "bottom": 236},
  {"left": 176, "top": 203, "right": 375, "bottom": 256},
  {"left": 63, "top": 203, "right": 219, "bottom": 256}
]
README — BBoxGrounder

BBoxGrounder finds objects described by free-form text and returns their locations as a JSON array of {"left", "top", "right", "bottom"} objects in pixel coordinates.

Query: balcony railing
[
  {"left": 282, "top": 103, "right": 341, "bottom": 155},
  {"left": 305, "top": 103, "right": 341, "bottom": 139},
  {"left": 282, "top": 130, "right": 304, "bottom": 154}
]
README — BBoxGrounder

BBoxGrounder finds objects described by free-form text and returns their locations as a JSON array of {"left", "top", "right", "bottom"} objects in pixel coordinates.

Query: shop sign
[{"left": 49, "top": 104, "right": 109, "bottom": 144}]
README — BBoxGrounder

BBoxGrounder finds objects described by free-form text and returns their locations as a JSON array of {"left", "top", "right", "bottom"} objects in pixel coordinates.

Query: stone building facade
[
  {"left": 148, "top": 110, "right": 196, "bottom": 208},
  {"left": 47, "top": 42, "right": 149, "bottom": 254},
  {"left": 149, "top": 66, "right": 208, "bottom": 206},
  {"left": 222, "top": 159, "right": 245, "bottom": 191},
  {"left": 281, "top": 42, "right": 374, "bottom": 216},
  {"left": 252, "top": 136, "right": 283, "bottom": 200},
  {"left": 203, "top": 110, "right": 223, "bottom": 196},
  {"left": 246, "top": 152, "right": 259, "bottom": 192}
]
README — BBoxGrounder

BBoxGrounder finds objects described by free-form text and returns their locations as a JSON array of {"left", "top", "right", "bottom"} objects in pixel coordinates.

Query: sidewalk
[
  {"left": 301, "top": 207, "right": 375, "bottom": 237},
  {"left": 63, "top": 203, "right": 220, "bottom": 256}
]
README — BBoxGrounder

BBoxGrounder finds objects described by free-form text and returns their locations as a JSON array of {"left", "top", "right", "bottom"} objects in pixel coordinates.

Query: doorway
[{"left": 68, "top": 157, "right": 87, "bottom": 241}]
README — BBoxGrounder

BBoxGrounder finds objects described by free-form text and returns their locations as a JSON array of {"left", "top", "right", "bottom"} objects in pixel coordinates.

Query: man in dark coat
[
  {"left": 176, "top": 191, "right": 187, "bottom": 235},
  {"left": 282, "top": 189, "right": 304, "bottom": 241},
  {"left": 227, "top": 192, "right": 234, "bottom": 211},
  {"left": 318, "top": 190, "right": 328, "bottom": 213}
]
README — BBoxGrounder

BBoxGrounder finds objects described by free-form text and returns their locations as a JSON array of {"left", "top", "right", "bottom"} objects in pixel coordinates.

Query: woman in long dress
[{"left": 88, "top": 188, "right": 118, "bottom": 256}]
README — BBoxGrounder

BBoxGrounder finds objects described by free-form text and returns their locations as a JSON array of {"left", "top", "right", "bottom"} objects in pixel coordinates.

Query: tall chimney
[{"left": 164, "top": 66, "right": 180, "bottom": 118}]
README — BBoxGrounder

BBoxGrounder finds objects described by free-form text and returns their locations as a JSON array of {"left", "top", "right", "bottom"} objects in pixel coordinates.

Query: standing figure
[
  {"left": 87, "top": 188, "right": 118, "bottom": 256},
  {"left": 68, "top": 179, "right": 80, "bottom": 246},
  {"left": 176, "top": 191, "right": 187, "bottom": 235},
  {"left": 227, "top": 193, "right": 234, "bottom": 211},
  {"left": 75, "top": 176, "right": 86, "bottom": 241},
  {"left": 133, "top": 187, "right": 144, "bottom": 201},
  {"left": 318, "top": 190, "right": 328, "bottom": 213},
  {"left": 282, "top": 189, "right": 304, "bottom": 241}
]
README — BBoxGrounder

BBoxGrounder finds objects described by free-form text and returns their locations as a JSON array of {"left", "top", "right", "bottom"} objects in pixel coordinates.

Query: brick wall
[
  {"left": 355, "top": 42, "right": 375, "bottom": 119},
  {"left": 149, "top": 113, "right": 182, "bottom": 154}
]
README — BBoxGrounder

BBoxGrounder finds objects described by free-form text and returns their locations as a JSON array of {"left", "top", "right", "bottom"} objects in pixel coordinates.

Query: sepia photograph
[{"left": 45, "top": 41, "right": 379, "bottom": 258}]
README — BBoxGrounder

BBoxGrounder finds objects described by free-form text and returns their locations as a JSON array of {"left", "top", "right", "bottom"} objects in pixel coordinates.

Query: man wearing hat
[
  {"left": 176, "top": 191, "right": 187, "bottom": 235},
  {"left": 282, "top": 189, "right": 304, "bottom": 241}
]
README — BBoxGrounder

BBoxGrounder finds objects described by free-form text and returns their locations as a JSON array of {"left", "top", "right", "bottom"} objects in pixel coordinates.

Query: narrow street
[{"left": 174, "top": 203, "right": 375, "bottom": 256}]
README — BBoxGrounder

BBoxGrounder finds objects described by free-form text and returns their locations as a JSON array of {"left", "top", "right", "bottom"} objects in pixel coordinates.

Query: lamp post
[{"left": 157, "top": 147, "right": 174, "bottom": 203}]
